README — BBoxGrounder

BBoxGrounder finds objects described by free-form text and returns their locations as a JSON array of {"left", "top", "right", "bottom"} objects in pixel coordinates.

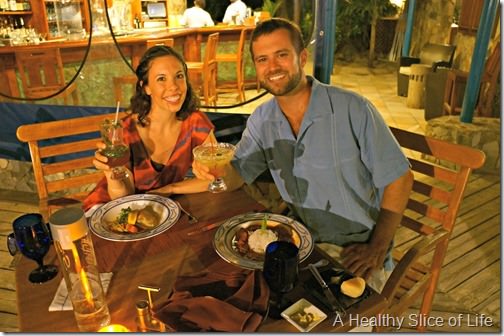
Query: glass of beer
[{"left": 193, "top": 142, "right": 236, "bottom": 193}]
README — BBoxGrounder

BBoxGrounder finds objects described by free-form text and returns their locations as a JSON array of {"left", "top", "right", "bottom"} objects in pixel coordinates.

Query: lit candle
[
  {"left": 98, "top": 324, "right": 130, "bottom": 332},
  {"left": 71, "top": 244, "right": 94, "bottom": 308}
]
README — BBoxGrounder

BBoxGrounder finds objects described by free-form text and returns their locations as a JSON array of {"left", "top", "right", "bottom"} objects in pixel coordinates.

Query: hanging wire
[
  {"left": 101, "top": 0, "right": 269, "bottom": 110},
  {"left": 0, "top": 1, "right": 318, "bottom": 108}
]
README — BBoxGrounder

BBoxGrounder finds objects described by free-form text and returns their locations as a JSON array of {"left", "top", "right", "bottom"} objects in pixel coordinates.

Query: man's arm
[{"left": 341, "top": 169, "right": 414, "bottom": 279}]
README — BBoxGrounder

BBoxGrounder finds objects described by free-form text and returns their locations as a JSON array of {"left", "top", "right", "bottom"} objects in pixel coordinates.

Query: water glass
[
  {"left": 263, "top": 241, "right": 299, "bottom": 318},
  {"left": 70, "top": 277, "right": 111, "bottom": 332}
]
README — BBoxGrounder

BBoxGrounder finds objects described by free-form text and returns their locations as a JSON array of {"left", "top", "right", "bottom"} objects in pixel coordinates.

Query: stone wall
[
  {"left": 410, "top": 0, "right": 455, "bottom": 54},
  {"left": 0, "top": 158, "right": 98, "bottom": 195},
  {"left": 0, "top": 159, "right": 36, "bottom": 193},
  {"left": 425, "top": 116, "right": 500, "bottom": 175}
]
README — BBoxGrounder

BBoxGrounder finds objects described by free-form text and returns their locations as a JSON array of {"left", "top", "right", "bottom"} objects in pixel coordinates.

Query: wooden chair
[
  {"left": 186, "top": 33, "right": 219, "bottom": 106},
  {"left": 216, "top": 28, "right": 248, "bottom": 102},
  {"left": 15, "top": 48, "right": 79, "bottom": 105},
  {"left": 16, "top": 112, "right": 127, "bottom": 219},
  {"left": 112, "top": 77, "right": 140, "bottom": 107},
  {"left": 206, "top": 112, "right": 249, "bottom": 145},
  {"left": 146, "top": 38, "right": 174, "bottom": 49},
  {"left": 443, "top": 41, "right": 501, "bottom": 117},
  {"left": 375, "top": 127, "right": 486, "bottom": 331},
  {"left": 113, "top": 76, "right": 137, "bottom": 106}
]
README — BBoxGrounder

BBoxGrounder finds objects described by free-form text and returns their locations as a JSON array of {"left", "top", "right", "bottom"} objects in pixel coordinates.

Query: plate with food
[
  {"left": 213, "top": 213, "right": 313, "bottom": 270},
  {"left": 281, "top": 298, "right": 327, "bottom": 332},
  {"left": 89, "top": 194, "right": 180, "bottom": 242}
]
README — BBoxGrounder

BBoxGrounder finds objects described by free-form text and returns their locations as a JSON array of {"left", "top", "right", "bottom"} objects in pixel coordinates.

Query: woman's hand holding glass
[
  {"left": 93, "top": 140, "right": 131, "bottom": 180},
  {"left": 96, "top": 119, "right": 130, "bottom": 180}
]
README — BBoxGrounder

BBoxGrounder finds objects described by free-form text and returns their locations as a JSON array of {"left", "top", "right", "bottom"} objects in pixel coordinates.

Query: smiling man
[{"left": 193, "top": 18, "right": 413, "bottom": 293}]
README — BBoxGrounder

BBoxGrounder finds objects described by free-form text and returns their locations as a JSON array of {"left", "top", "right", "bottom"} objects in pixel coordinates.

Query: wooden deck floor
[{"left": 0, "top": 173, "right": 500, "bottom": 332}]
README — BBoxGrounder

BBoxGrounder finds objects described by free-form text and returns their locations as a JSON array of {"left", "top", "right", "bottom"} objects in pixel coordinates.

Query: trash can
[
  {"left": 407, "top": 64, "right": 430, "bottom": 109},
  {"left": 424, "top": 67, "right": 449, "bottom": 120}
]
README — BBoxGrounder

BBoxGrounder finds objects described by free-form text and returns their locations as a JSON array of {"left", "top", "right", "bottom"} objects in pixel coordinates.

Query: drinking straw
[
  {"left": 208, "top": 129, "right": 217, "bottom": 146},
  {"left": 114, "top": 101, "right": 120, "bottom": 125}
]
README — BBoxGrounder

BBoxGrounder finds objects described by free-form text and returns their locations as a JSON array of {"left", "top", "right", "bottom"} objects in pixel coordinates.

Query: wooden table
[{"left": 15, "top": 189, "right": 387, "bottom": 332}]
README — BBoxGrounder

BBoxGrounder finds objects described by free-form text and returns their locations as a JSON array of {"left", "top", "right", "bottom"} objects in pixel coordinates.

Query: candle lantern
[{"left": 49, "top": 207, "right": 111, "bottom": 332}]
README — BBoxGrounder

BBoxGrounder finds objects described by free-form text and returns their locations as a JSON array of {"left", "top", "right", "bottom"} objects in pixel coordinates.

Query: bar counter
[{"left": 0, "top": 25, "right": 254, "bottom": 101}]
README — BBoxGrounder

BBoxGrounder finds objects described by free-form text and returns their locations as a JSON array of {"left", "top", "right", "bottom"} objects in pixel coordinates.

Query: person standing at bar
[
  {"left": 222, "top": 0, "right": 247, "bottom": 25},
  {"left": 193, "top": 18, "right": 414, "bottom": 292},
  {"left": 180, "top": 0, "right": 215, "bottom": 28}
]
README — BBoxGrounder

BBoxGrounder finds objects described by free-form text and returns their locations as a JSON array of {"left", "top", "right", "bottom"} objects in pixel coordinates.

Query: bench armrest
[
  {"left": 431, "top": 60, "right": 452, "bottom": 72},
  {"left": 399, "top": 57, "right": 420, "bottom": 67}
]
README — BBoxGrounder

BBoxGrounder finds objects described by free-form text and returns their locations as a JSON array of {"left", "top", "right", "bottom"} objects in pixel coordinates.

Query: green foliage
[
  {"left": 261, "top": 0, "right": 283, "bottom": 16},
  {"left": 300, "top": 11, "right": 313, "bottom": 44},
  {"left": 334, "top": 0, "right": 398, "bottom": 52}
]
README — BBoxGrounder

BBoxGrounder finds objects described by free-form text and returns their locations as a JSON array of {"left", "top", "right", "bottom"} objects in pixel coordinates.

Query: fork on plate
[{"left": 175, "top": 201, "right": 198, "bottom": 224}]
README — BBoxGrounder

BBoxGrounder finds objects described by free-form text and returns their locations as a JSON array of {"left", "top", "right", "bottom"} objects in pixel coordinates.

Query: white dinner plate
[
  {"left": 213, "top": 213, "right": 314, "bottom": 270},
  {"left": 89, "top": 194, "right": 180, "bottom": 242}
]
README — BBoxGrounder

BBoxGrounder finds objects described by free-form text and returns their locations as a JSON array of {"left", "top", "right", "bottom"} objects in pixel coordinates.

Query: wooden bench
[{"left": 397, "top": 43, "right": 455, "bottom": 97}]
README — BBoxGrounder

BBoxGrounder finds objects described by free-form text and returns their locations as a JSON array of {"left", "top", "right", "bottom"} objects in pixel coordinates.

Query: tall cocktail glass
[
  {"left": 193, "top": 142, "right": 236, "bottom": 193},
  {"left": 100, "top": 119, "right": 129, "bottom": 180}
]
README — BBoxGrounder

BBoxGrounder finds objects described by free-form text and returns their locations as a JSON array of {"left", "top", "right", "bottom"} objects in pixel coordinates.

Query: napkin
[
  {"left": 48, "top": 272, "right": 113, "bottom": 311},
  {"left": 152, "top": 269, "right": 269, "bottom": 332}
]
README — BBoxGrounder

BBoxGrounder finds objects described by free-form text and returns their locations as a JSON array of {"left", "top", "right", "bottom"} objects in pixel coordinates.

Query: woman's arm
[
  {"left": 92, "top": 143, "right": 135, "bottom": 200},
  {"left": 147, "top": 177, "right": 210, "bottom": 196}
]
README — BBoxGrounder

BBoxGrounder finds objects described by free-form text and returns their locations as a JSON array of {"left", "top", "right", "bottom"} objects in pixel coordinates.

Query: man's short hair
[
  {"left": 195, "top": 0, "right": 205, "bottom": 8},
  {"left": 250, "top": 18, "right": 305, "bottom": 59}
]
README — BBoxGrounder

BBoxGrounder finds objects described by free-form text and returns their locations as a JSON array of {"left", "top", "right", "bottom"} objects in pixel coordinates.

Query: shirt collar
[{"left": 267, "top": 75, "right": 332, "bottom": 122}]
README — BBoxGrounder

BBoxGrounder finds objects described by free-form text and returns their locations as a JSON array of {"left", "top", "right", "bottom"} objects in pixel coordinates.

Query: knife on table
[
  {"left": 308, "top": 264, "right": 346, "bottom": 317},
  {"left": 186, "top": 222, "right": 220, "bottom": 236}
]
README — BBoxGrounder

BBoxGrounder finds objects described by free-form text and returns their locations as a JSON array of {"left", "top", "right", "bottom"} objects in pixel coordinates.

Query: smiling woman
[{"left": 83, "top": 45, "right": 216, "bottom": 211}]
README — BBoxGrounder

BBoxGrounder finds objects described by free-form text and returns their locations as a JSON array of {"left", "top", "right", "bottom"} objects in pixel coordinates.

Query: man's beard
[{"left": 260, "top": 67, "right": 303, "bottom": 96}]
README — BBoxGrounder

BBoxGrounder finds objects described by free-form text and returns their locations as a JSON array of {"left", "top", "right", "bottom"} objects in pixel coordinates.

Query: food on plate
[
  {"left": 248, "top": 228, "right": 278, "bottom": 253},
  {"left": 106, "top": 205, "right": 160, "bottom": 233},
  {"left": 289, "top": 305, "right": 324, "bottom": 329},
  {"left": 340, "top": 276, "right": 366, "bottom": 298},
  {"left": 233, "top": 218, "right": 300, "bottom": 261}
]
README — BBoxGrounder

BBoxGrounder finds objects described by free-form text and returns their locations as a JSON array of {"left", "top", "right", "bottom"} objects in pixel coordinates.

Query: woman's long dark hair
[{"left": 130, "top": 46, "right": 199, "bottom": 126}]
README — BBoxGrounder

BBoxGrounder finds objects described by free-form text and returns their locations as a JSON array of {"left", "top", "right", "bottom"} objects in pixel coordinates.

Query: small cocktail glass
[
  {"left": 193, "top": 142, "right": 236, "bottom": 193},
  {"left": 100, "top": 119, "right": 129, "bottom": 180}
]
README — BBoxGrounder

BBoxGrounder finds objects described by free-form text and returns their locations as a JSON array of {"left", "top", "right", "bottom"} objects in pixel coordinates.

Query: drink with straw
[
  {"left": 193, "top": 142, "right": 236, "bottom": 193},
  {"left": 99, "top": 102, "right": 129, "bottom": 179}
]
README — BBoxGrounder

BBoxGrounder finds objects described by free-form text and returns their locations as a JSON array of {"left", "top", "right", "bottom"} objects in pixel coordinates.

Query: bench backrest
[
  {"left": 419, "top": 43, "right": 456, "bottom": 68},
  {"left": 16, "top": 112, "right": 127, "bottom": 201}
]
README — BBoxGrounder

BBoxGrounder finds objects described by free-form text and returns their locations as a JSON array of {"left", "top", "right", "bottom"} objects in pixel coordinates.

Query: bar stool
[
  {"left": 186, "top": 32, "right": 219, "bottom": 106},
  {"left": 113, "top": 76, "right": 137, "bottom": 106},
  {"left": 15, "top": 48, "right": 79, "bottom": 105},
  {"left": 215, "top": 28, "right": 248, "bottom": 102}
]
